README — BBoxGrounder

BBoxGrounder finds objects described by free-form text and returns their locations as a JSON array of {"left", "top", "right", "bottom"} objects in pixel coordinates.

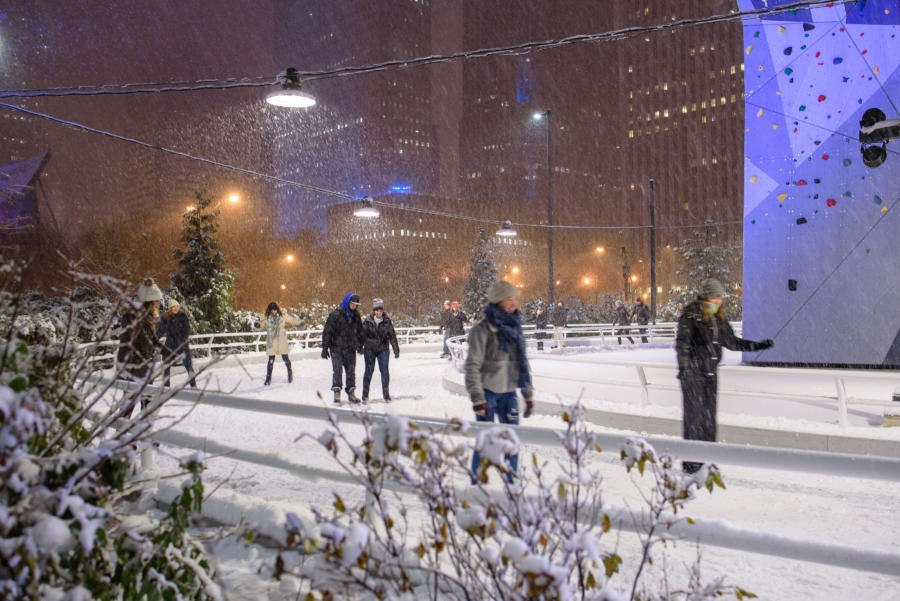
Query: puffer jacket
[
  {"left": 676, "top": 301, "right": 765, "bottom": 376},
  {"left": 158, "top": 311, "right": 191, "bottom": 352},
  {"left": 362, "top": 313, "right": 400, "bottom": 355},
  {"left": 117, "top": 311, "right": 161, "bottom": 380},
  {"left": 322, "top": 293, "right": 363, "bottom": 355},
  {"left": 445, "top": 310, "right": 468, "bottom": 337}
]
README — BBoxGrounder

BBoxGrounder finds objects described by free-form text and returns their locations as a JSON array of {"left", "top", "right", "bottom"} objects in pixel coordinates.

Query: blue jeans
[
  {"left": 471, "top": 389, "right": 520, "bottom": 483},
  {"left": 163, "top": 348, "right": 196, "bottom": 387},
  {"left": 362, "top": 349, "right": 390, "bottom": 393},
  {"left": 442, "top": 330, "right": 450, "bottom": 355}
]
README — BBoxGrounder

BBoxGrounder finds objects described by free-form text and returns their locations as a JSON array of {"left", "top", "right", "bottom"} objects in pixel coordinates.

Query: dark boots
[
  {"left": 286, "top": 360, "right": 293, "bottom": 383},
  {"left": 332, "top": 386, "right": 341, "bottom": 404},
  {"left": 264, "top": 361, "right": 273, "bottom": 386},
  {"left": 383, "top": 387, "right": 391, "bottom": 402},
  {"left": 362, "top": 385, "right": 370, "bottom": 403}
]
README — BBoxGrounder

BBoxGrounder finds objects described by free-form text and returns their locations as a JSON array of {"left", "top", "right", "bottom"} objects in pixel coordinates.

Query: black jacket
[
  {"left": 534, "top": 310, "right": 549, "bottom": 329},
  {"left": 117, "top": 312, "right": 161, "bottom": 379},
  {"left": 362, "top": 313, "right": 400, "bottom": 355},
  {"left": 157, "top": 311, "right": 191, "bottom": 351},
  {"left": 551, "top": 306, "right": 568, "bottom": 327},
  {"left": 676, "top": 301, "right": 765, "bottom": 377},
  {"left": 445, "top": 310, "right": 469, "bottom": 337},
  {"left": 632, "top": 302, "right": 651, "bottom": 326},
  {"left": 439, "top": 308, "right": 451, "bottom": 334},
  {"left": 323, "top": 306, "right": 363, "bottom": 355},
  {"left": 615, "top": 305, "right": 631, "bottom": 326}
]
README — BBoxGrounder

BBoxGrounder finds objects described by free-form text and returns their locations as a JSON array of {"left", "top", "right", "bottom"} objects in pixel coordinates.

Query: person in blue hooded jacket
[{"left": 322, "top": 292, "right": 364, "bottom": 404}]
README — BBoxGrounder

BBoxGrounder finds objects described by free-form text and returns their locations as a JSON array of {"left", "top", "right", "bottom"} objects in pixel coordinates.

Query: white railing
[{"left": 115, "top": 382, "right": 900, "bottom": 577}]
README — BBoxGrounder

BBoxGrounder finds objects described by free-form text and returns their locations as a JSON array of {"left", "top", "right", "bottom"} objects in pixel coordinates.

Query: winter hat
[
  {"left": 373, "top": 298, "right": 384, "bottom": 310},
  {"left": 169, "top": 299, "right": 180, "bottom": 308},
  {"left": 450, "top": 301, "right": 459, "bottom": 310},
  {"left": 635, "top": 296, "right": 643, "bottom": 303},
  {"left": 444, "top": 299, "right": 451, "bottom": 306},
  {"left": 137, "top": 278, "right": 162, "bottom": 303},
  {"left": 487, "top": 279, "right": 520, "bottom": 304},
  {"left": 348, "top": 294, "right": 360, "bottom": 305},
  {"left": 699, "top": 278, "right": 727, "bottom": 299}
]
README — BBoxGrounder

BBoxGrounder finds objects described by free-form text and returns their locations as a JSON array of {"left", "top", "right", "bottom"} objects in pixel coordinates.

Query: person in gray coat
[{"left": 465, "top": 279, "right": 534, "bottom": 483}]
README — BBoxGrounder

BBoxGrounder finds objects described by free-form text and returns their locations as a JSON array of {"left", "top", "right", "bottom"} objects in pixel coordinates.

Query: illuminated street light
[
  {"left": 631, "top": 275, "right": 638, "bottom": 282},
  {"left": 496, "top": 219, "right": 517, "bottom": 237},
  {"left": 512, "top": 266, "right": 519, "bottom": 274},
  {"left": 354, "top": 196, "right": 380, "bottom": 218},
  {"left": 285, "top": 254, "right": 294, "bottom": 262},
  {"left": 596, "top": 246, "right": 605, "bottom": 253},
  {"left": 583, "top": 277, "right": 591, "bottom": 285},
  {"left": 185, "top": 205, "right": 195, "bottom": 212},
  {"left": 229, "top": 193, "right": 240, "bottom": 203},
  {"left": 280, "top": 284, "right": 286, "bottom": 290},
  {"left": 266, "top": 68, "right": 316, "bottom": 108}
]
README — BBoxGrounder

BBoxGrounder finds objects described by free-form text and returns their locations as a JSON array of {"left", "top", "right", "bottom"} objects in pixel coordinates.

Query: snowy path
[{"left": 143, "top": 349, "right": 900, "bottom": 600}]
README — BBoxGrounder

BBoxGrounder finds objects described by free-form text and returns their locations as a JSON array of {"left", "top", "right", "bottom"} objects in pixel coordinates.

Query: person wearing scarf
[
  {"left": 322, "top": 292, "right": 364, "bottom": 404},
  {"left": 465, "top": 279, "right": 535, "bottom": 483}
]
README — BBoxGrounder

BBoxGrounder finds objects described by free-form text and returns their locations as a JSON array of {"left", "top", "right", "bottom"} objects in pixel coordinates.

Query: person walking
[
  {"left": 465, "top": 279, "right": 534, "bottom": 483},
  {"left": 117, "top": 278, "right": 164, "bottom": 417},
  {"left": 361, "top": 298, "right": 400, "bottom": 402},
  {"left": 439, "top": 300, "right": 451, "bottom": 358},
  {"left": 322, "top": 292, "right": 364, "bottom": 404},
  {"left": 551, "top": 301, "right": 568, "bottom": 349},
  {"left": 632, "top": 296, "right": 652, "bottom": 343},
  {"left": 614, "top": 300, "right": 634, "bottom": 345},
  {"left": 676, "top": 278, "right": 773, "bottom": 473},
  {"left": 158, "top": 300, "right": 197, "bottom": 388},
  {"left": 534, "top": 303, "right": 549, "bottom": 351},
  {"left": 263, "top": 302, "right": 293, "bottom": 386},
  {"left": 444, "top": 301, "right": 469, "bottom": 355}
]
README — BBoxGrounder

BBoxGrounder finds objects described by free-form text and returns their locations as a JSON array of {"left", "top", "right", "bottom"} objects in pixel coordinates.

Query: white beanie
[
  {"left": 373, "top": 298, "right": 385, "bottom": 310},
  {"left": 137, "top": 278, "right": 163, "bottom": 303},
  {"left": 487, "top": 279, "right": 520, "bottom": 304}
]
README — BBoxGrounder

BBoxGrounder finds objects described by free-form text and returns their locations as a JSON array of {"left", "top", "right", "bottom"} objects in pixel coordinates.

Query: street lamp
[
  {"left": 353, "top": 196, "right": 380, "bottom": 218},
  {"left": 266, "top": 68, "right": 316, "bottom": 108},
  {"left": 229, "top": 193, "right": 240, "bottom": 203},
  {"left": 496, "top": 219, "right": 517, "bottom": 236},
  {"left": 533, "top": 109, "right": 554, "bottom": 305}
]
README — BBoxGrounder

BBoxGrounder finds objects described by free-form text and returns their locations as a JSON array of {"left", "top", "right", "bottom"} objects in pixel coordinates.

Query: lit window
[
  {"left": 701, "top": 101, "right": 706, "bottom": 109},
  {"left": 654, "top": 110, "right": 660, "bottom": 118},
  {"left": 721, "top": 96, "right": 726, "bottom": 105},
  {"left": 663, "top": 109, "right": 669, "bottom": 118},
  {"left": 629, "top": 130, "right": 634, "bottom": 138},
  {"left": 663, "top": 82, "right": 668, "bottom": 91},
  {"left": 682, "top": 105, "right": 688, "bottom": 114},
  {"left": 628, "top": 65, "right": 633, "bottom": 73},
  {"left": 710, "top": 98, "right": 716, "bottom": 107}
]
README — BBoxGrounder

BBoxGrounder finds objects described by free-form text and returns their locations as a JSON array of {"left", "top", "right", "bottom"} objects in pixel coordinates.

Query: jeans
[
  {"left": 442, "top": 330, "right": 450, "bottom": 355},
  {"left": 163, "top": 348, "right": 196, "bottom": 387},
  {"left": 331, "top": 351, "right": 357, "bottom": 392},
  {"left": 471, "top": 389, "right": 520, "bottom": 483},
  {"left": 363, "top": 349, "right": 390, "bottom": 392}
]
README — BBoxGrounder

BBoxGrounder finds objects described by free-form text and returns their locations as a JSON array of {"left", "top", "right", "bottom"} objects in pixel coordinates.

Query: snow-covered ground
[{"left": 137, "top": 346, "right": 900, "bottom": 600}]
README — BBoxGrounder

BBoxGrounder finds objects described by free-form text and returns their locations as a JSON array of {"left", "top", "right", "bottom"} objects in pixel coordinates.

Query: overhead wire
[{"left": 0, "top": 0, "right": 858, "bottom": 100}]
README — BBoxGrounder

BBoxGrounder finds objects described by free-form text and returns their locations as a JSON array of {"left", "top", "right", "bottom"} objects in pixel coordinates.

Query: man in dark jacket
[
  {"left": 676, "top": 278, "right": 773, "bottom": 473},
  {"left": 322, "top": 292, "right": 364, "bottom": 404},
  {"left": 551, "top": 301, "right": 568, "bottom": 349},
  {"left": 534, "top": 303, "right": 549, "bottom": 351},
  {"left": 158, "top": 300, "right": 197, "bottom": 388},
  {"left": 445, "top": 301, "right": 468, "bottom": 339},
  {"left": 614, "top": 300, "right": 634, "bottom": 345},
  {"left": 632, "top": 296, "right": 652, "bottom": 343},
  {"left": 361, "top": 298, "right": 400, "bottom": 402},
  {"left": 439, "top": 300, "right": 451, "bottom": 358}
]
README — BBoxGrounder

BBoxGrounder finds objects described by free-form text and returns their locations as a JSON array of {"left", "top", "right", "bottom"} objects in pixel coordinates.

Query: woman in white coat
[{"left": 264, "top": 301, "right": 293, "bottom": 385}]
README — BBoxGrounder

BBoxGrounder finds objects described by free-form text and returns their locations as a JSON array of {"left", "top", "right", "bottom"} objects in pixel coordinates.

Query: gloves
[
  {"left": 394, "top": 352, "right": 399, "bottom": 359},
  {"left": 321, "top": 348, "right": 330, "bottom": 359},
  {"left": 472, "top": 400, "right": 489, "bottom": 417},
  {"left": 757, "top": 339, "right": 774, "bottom": 350},
  {"left": 521, "top": 389, "right": 534, "bottom": 418}
]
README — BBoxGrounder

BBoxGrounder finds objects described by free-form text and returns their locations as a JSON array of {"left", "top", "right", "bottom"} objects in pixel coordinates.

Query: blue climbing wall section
[{"left": 739, "top": 0, "right": 900, "bottom": 366}]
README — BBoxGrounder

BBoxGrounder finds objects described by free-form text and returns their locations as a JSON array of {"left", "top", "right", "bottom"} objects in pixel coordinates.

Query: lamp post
[{"left": 533, "top": 110, "right": 554, "bottom": 305}]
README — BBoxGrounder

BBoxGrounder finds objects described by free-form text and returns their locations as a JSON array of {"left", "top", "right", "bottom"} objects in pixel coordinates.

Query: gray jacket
[{"left": 465, "top": 318, "right": 529, "bottom": 402}]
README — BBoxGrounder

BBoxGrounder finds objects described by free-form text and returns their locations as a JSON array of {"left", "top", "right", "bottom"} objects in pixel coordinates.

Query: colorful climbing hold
[
  {"left": 827, "top": 198, "right": 836, "bottom": 207},
  {"left": 882, "top": 205, "right": 889, "bottom": 213},
  {"left": 749, "top": 175, "right": 759, "bottom": 183},
  {"left": 799, "top": 105, "right": 806, "bottom": 111},
  {"left": 784, "top": 46, "right": 793, "bottom": 55},
  {"left": 777, "top": 193, "right": 788, "bottom": 202},
  {"left": 797, "top": 179, "right": 808, "bottom": 186},
  {"left": 874, "top": 195, "right": 883, "bottom": 204},
  {"left": 833, "top": 57, "right": 843, "bottom": 64},
  {"left": 803, "top": 23, "right": 815, "bottom": 31},
  {"left": 843, "top": 158, "right": 852, "bottom": 167},
  {"left": 757, "top": 108, "right": 765, "bottom": 117},
  {"left": 817, "top": 95, "right": 826, "bottom": 102},
  {"left": 822, "top": 154, "right": 829, "bottom": 160}
]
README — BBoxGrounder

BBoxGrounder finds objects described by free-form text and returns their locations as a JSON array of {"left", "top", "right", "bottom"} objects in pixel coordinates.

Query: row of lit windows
[
  {"left": 628, "top": 110, "right": 736, "bottom": 137},
  {"left": 628, "top": 63, "right": 743, "bottom": 79},
  {"left": 628, "top": 93, "right": 742, "bottom": 127},
  {"left": 352, "top": 230, "right": 447, "bottom": 241},
  {"left": 494, "top": 236, "right": 529, "bottom": 247},
  {"left": 399, "top": 138, "right": 431, "bottom": 148}
]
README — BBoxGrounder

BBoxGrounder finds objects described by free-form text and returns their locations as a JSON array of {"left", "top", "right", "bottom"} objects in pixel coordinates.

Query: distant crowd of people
[{"left": 117, "top": 276, "right": 773, "bottom": 476}]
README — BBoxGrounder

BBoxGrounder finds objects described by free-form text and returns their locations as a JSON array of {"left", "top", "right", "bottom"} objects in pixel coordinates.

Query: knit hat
[
  {"left": 635, "top": 296, "right": 643, "bottom": 303},
  {"left": 450, "top": 301, "right": 459, "bottom": 310},
  {"left": 137, "top": 278, "right": 162, "bottom": 303},
  {"left": 699, "top": 278, "right": 727, "bottom": 299},
  {"left": 169, "top": 299, "right": 180, "bottom": 308},
  {"left": 373, "top": 298, "right": 384, "bottom": 310},
  {"left": 444, "top": 299, "right": 451, "bottom": 306},
  {"left": 487, "top": 279, "right": 520, "bottom": 304}
]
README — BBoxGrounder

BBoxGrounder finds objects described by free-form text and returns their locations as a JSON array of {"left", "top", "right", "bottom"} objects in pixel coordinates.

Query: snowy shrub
[
  {"left": 0, "top": 263, "right": 222, "bottom": 600},
  {"left": 263, "top": 405, "right": 756, "bottom": 600}
]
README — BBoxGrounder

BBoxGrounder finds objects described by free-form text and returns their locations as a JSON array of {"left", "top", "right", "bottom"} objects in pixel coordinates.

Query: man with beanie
[
  {"left": 322, "top": 292, "right": 364, "bottom": 404},
  {"left": 361, "top": 298, "right": 400, "bottom": 402},
  {"left": 439, "top": 300, "right": 451, "bottom": 358},
  {"left": 465, "top": 279, "right": 534, "bottom": 484},
  {"left": 676, "top": 278, "right": 773, "bottom": 473}
]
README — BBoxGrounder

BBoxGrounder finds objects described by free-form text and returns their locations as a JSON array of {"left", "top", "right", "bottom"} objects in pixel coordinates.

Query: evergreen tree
[
  {"left": 669, "top": 220, "right": 743, "bottom": 319},
  {"left": 170, "top": 191, "right": 236, "bottom": 332},
  {"left": 463, "top": 227, "right": 498, "bottom": 314}
]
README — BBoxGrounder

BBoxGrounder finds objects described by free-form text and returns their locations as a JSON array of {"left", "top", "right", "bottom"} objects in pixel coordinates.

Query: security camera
[{"left": 859, "top": 108, "right": 900, "bottom": 168}]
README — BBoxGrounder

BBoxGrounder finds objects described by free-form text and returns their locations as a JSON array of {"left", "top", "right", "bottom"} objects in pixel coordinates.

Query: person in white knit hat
[
  {"left": 360, "top": 298, "right": 399, "bottom": 402},
  {"left": 465, "top": 279, "right": 534, "bottom": 484},
  {"left": 116, "top": 278, "right": 164, "bottom": 417}
]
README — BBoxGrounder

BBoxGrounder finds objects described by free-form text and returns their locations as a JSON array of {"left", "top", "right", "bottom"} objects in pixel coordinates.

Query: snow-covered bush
[
  {"left": 0, "top": 263, "right": 222, "bottom": 600},
  {"left": 263, "top": 405, "right": 756, "bottom": 600}
]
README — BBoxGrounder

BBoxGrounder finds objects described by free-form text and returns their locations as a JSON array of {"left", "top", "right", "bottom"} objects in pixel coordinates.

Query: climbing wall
[{"left": 739, "top": 0, "right": 900, "bottom": 367}]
